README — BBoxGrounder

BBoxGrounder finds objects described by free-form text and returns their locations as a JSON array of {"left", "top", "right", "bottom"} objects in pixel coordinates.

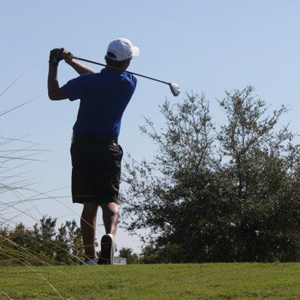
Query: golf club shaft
[{"left": 72, "top": 56, "right": 170, "bottom": 86}]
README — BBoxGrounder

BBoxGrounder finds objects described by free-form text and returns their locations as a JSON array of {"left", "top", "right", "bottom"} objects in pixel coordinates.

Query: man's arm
[
  {"left": 63, "top": 50, "right": 96, "bottom": 75},
  {"left": 47, "top": 63, "right": 67, "bottom": 101}
]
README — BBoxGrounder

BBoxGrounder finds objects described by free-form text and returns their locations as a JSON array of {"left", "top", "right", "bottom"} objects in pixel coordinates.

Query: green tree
[
  {"left": 55, "top": 220, "right": 84, "bottom": 264},
  {"left": 118, "top": 247, "right": 139, "bottom": 264},
  {"left": 217, "top": 87, "right": 300, "bottom": 261},
  {"left": 122, "top": 87, "right": 300, "bottom": 262},
  {"left": 0, "top": 216, "right": 84, "bottom": 265}
]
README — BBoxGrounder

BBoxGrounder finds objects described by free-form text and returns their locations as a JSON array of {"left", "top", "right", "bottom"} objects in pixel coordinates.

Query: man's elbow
[
  {"left": 48, "top": 92, "right": 56, "bottom": 100},
  {"left": 48, "top": 89, "right": 67, "bottom": 101},
  {"left": 48, "top": 93, "right": 60, "bottom": 101}
]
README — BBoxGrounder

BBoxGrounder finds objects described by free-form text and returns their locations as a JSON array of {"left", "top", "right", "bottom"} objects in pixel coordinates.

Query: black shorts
[{"left": 70, "top": 135, "right": 123, "bottom": 204}]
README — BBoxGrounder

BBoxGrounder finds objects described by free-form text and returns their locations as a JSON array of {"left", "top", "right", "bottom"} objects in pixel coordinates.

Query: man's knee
[
  {"left": 101, "top": 202, "right": 119, "bottom": 215},
  {"left": 82, "top": 202, "right": 99, "bottom": 215}
]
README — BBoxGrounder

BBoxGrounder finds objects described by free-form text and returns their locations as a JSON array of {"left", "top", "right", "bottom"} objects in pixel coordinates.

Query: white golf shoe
[{"left": 98, "top": 234, "right": 115, "bottom": 265}]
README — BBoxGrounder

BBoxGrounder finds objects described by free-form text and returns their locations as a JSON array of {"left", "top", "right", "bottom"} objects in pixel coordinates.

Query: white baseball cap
[{"left": 106, "top": 38, "right": 140, "bottom": 61}]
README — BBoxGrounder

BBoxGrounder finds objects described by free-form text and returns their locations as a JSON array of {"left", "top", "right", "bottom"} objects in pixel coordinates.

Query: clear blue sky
[{"left": 1, "top": 0, "right": 300, "bottom": 253}]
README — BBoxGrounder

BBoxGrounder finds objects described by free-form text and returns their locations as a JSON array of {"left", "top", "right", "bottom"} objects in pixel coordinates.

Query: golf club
[{"left": 72, "top": 56, "right": 180, "bottom": 97}]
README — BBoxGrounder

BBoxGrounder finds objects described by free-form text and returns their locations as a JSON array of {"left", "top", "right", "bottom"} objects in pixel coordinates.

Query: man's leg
[
  {"left": 101, "top": 202, "right": 119, "bottom": 236},
  {"left": 81, "top": 202, "right": 99, "bottom": 260},
  {"left": 98, "top": 202, "right": 119, "bottom": 264}
]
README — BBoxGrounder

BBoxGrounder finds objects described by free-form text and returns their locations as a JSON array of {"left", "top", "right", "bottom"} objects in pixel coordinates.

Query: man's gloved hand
[{"left": 49, "top": 48, "right": 64, "bottom": 66}]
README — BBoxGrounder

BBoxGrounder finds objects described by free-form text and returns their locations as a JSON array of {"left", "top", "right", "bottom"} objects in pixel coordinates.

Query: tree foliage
[
  {"left": 0, "top": 216, "right": 83, "bottom": 265},
  {"left": 122, "top": 87, "right": 300, "bottom": 262},
  {"left": 119, "top": 247, "right": 139, "bottom": 264}
]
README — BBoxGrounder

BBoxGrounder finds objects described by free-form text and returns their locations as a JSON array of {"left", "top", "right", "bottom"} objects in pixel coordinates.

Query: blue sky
[{"left": 1, "top": 0, "right": 300, "bottom": 253}]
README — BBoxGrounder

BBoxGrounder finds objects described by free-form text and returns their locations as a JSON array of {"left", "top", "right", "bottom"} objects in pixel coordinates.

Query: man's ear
[{"left": 123, "top": 59, "right": 131, "bottom": 70}]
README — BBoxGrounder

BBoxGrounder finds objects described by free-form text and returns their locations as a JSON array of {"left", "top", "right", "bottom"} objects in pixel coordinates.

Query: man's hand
[
  {"left": 62, "top": 50, "right": 74, "bottom": 64},
  {"left": 62, "top": 50, "right": 96, "bottom": 75},
  {"left": 49, "top": 48, "right": 64, "bottom": 66}
]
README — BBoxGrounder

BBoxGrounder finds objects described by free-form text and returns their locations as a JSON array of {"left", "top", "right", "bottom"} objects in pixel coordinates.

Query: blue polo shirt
[{"left": 62, "top": 68, "right": 137, "bottom": 137}]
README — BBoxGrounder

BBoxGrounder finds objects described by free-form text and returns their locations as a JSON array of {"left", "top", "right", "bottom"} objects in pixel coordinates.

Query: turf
[{"left": 0, "top": 263, "right": 300, "bottom": 299}]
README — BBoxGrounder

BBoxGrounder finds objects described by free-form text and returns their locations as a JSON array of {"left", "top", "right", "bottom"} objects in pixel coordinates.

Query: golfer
[{"left": 47, "top": 38, "right": 140, "bottom": 264}]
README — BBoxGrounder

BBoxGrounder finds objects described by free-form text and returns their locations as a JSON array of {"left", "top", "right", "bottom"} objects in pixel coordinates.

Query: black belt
[{"left": 72, "top": 133, "right": 118, "bottom": 144}]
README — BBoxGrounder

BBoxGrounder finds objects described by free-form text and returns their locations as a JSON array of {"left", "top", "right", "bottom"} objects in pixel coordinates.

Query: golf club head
[{"left": 169, "top": 83, "right": 180, "bottom": 97}]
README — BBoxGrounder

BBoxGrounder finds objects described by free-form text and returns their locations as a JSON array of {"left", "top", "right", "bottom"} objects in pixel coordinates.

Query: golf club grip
[{"left": 72, "top": 56, "right": 170, "bottom": 85}]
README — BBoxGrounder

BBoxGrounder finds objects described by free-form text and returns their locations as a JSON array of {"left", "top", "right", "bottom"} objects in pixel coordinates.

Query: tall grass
[{"left": 0, "top": 78, "right": 118, "bottom": 299}]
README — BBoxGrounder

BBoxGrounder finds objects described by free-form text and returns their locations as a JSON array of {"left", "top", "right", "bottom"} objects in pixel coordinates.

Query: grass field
[{"left": 0, "top": 263, "right": 300, "bottom": 300}]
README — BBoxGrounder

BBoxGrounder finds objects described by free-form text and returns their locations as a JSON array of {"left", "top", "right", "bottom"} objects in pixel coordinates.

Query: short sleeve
[
  {"left": 123, "top": 74, "right": 137, "bottom": 98},
  {"left": 62, "top": 73, "right": 90, "bottom": 101}
]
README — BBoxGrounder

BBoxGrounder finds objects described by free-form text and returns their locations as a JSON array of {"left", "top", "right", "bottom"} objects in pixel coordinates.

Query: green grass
[{"left": 1, "top": 263, "right": 300, "bottom": 299}]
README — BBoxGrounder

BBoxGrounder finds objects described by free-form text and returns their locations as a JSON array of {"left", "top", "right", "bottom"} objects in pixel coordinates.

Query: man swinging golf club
[{"left": 47, "top": 38, "right": 140, "bottom": 265}]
